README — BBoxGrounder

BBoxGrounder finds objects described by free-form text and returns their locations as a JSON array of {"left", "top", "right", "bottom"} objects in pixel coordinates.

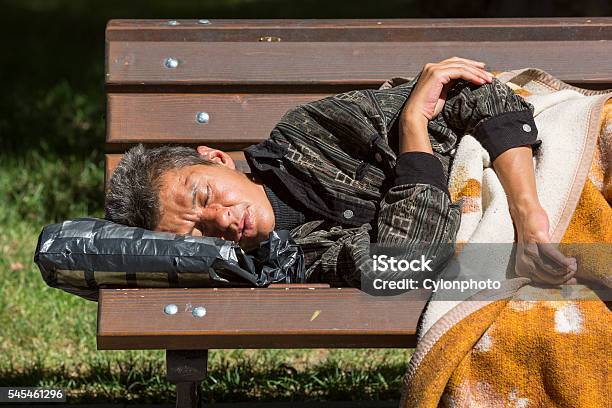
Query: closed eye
[{"left": 205, "top": 184, "right": 212, "bottom": 207}]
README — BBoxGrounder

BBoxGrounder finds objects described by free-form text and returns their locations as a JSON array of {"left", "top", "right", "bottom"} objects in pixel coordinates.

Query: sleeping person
[{"left": 105, "top": 57, "right": 577, "bottom": 287}]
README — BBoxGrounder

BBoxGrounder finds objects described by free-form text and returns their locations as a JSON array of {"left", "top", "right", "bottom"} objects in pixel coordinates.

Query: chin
[
  {"left": 239, "top": 237, "right": 258, "bottom": 252},
  {"left": 242, "top": 234, "right": 268, "bottom": 252}
]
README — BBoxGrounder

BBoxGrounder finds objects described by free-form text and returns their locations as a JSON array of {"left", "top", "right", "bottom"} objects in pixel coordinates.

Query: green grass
[{"left": 0, "top": 220, "right": 412, "bottom": 403}]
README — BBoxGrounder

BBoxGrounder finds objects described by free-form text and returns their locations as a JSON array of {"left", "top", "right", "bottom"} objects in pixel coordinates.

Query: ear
[{"left": 196, "top": 146, "right": 236, "bottom": 170}]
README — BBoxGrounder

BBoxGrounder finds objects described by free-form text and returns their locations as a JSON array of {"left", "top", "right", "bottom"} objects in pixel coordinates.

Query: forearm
[
  {"left": 395, "top": 113, "right": 449, "bottom": 196},
  {"left": 492, "top": 146, "right": 546, "bottom": 242},
  {"left": 493, "top": 146, "right": 540, "bottom": 215},
  {"left": 399, "top": 112, "right": 432, "bottom": 154}
]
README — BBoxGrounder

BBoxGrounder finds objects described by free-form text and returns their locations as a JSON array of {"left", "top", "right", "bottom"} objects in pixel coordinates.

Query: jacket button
[
  {"left": 522, "top": 124, "right": 532, "bottom": 132},
  {"left": 343, "top": 209, "right": 354, "bottom": 219}
]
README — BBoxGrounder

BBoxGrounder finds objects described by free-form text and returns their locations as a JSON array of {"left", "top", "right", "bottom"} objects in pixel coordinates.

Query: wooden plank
[
  {"left": 268, "top": 283, "right": 331, "bottom": 289},
  {"left": 106, "top": 18, "right": 612, "bottom": 42},
  {"left": 107, "top": 93, "right": 327, "bottom": 144},
  {"left": 106, "top": 40, "right": 612, "bottom": 86},
  {"left": 105, "top": 151, "right": 249, "bottom": 190},
  {"left": 97, "top": 287, "right": 429, "bottom": 350}
]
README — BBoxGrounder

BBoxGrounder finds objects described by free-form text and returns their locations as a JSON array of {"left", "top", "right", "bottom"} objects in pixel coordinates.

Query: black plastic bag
[{"left": 34, "top": 218, "right": 305, "bottom": 301}]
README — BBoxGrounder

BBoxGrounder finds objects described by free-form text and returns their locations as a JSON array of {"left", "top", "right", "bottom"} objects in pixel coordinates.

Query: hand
[
  {"left": 402, "top": 57, "right": 493, "bottom": 123},
  {"left": 512, "top": 204, "right": 578, "bottom": 285}
]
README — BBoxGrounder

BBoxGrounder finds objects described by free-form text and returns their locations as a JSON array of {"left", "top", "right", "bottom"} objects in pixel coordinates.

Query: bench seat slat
[
  {"left": 97, "top": 288, "right": 429, "bottom": 349},
  {"left": 107, "top": 41, "right": 612, "bottom": 86}
]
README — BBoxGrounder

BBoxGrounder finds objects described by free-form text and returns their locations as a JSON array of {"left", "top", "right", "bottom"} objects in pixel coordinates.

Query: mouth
[{"left": 236, "top": 206, "right": 253, "bottom": 242}]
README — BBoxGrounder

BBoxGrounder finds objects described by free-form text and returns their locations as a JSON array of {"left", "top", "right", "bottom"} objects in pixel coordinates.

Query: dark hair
[{"left": 105, "top": 144, "right": 214, "bottom": 230}]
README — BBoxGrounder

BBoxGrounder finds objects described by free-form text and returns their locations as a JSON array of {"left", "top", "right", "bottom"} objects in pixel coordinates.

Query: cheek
[
  {"left": 214, "top": 186, "right": 242, "bottom": 206},
  {"left": 213, "top": 174, "right": 255, "bottom": 204}
]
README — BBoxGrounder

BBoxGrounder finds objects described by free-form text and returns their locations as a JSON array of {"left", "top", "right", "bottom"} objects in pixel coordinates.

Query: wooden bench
[{"left": 99, "top": 18, "right": 612, "bottom": 407}]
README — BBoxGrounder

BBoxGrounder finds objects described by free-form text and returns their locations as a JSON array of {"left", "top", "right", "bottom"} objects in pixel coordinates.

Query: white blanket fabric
[{"left": 417, "top": 68, "right": 611, "bottom": 338}]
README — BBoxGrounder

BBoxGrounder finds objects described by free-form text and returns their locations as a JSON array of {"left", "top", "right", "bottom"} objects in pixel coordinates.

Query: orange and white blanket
[{"left": 400, "top": 69, "right": 611, "bottom": 407}]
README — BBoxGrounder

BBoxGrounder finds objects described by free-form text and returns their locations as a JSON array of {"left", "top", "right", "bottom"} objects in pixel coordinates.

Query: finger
[
  {"left": 445, "top": 60, "right": 494, "bottom": 82},
  {"left": 529, "top": 261, "right": 575, "bottom": 285},
  {"left": 435, "top": 62, "right": 493, "bottom": 83},
  {"left": 528, "top": 252, "right": 576, "bottom": 285},
  {"left": 433, "top": 65, "right": 492, "bottom": 86},
  {"left": 525, "top": 244, "right": 572, "bottom": 277},
  {"left": 532, "top": 257, "right": 576, "bottom": 284},
  {"left": 521, "top": 243, "right": 576, "bottom": 283},
  {"left": 517, "top": 245, "right": 575, "bottom": 285},
  {"left": 537, "top": 243, "right": 577, "bottom": 272},
  {"left": 440, "top": 59, "right": 490, "bottom": 76},
  {"left": 422, "top": 62, "right": 490, "bottom": 86}
]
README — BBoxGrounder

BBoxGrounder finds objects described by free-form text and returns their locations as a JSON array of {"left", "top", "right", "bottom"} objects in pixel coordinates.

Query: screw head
[
  {"left": 198, "top": 19, "right": 211, "bottom": 25},
  {"left": 164, "top": 304, "right": 178, "bottom": 315},
  {"left": 196, "top": 112, "right": 210, "bottom": 124},
  {"left": 167, "top": 20, "right": 179, "bottom": 26},
  {"left": 164, "top": 58, "right": 179, "bottom": 69},
  {"left": 192, "top": 306, "right": 207, "bottom": 318},
  {"left": 259, "top": 36, "right": 282, "bottom": 42}
]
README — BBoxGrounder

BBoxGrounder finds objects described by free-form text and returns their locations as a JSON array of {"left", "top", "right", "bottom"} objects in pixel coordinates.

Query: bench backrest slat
[
  {"left": 107, "top": 93, "right": 329, "bottom": 146},
  {"left": 105, "top": 18, "right": 612, "bottom": 189},
  {"left": 107, "top": 40, "right": 612, "bottom": 87},
  {"left": 106, "top": 18, "right": 612, "bottom": 42}
]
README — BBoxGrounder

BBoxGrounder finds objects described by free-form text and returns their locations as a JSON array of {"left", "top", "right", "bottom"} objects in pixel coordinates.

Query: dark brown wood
[
  {"left": 106, "top": 18, "right": 612, "bottom": 42},
  {"left": 268, "top": 283, "right": 331, "bottom": 289},
  {"left": 175, "top": 383, "right": 200, "bottom": 408},
  {"left": 106, "top": 40, "right": 612, "bottom": 87},
  {"left": 105, "top": 151, "right": 249, "bottom": 190},
  {"left": 97, "top": 287, "right": 429, "bottom": 350},
  {"left": 106, "top": 93, "right": 327, "bottom": 144},
  {"left": 167, "top": 350, "right": 208, "bottom": 408}
]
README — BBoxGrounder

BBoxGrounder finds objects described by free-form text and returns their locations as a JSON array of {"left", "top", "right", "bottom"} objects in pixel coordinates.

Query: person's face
[{"left": 155, "top": 147, "right": 275, "bottom": 251}]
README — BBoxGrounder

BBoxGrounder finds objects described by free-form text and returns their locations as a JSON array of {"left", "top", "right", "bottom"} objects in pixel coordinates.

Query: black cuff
[
  {"left": 474, "top": 110, "right": 542, "bottom": 162},
  {"left": 394, "top": 152, "right": 449, "bottom": 197}
]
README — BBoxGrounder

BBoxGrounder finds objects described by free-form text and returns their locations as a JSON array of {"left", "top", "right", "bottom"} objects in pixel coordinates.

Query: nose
[{"left": 202, "top": 206, "right": 238, "bottom": 239}]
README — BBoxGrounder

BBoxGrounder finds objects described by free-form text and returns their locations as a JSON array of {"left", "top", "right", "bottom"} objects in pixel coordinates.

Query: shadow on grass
[{"left": 0, "top": 358, "right": 406, "bottom": 404}]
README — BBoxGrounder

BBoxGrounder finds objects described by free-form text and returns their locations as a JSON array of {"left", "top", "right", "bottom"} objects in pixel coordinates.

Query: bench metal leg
[{"left": 166, "top": 349, "right": 208, "bottom": 408}]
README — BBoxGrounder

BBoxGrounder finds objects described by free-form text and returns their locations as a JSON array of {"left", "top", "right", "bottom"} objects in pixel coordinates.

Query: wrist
[
  {"left": 399, "top": 110, "right": 431, "bottom": 153},
  {"left": 400, "top": 109, "right": 429, "bottom": 128},
  {"left": 509, "top": 196, "right": 544, "bottom": 221}
]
